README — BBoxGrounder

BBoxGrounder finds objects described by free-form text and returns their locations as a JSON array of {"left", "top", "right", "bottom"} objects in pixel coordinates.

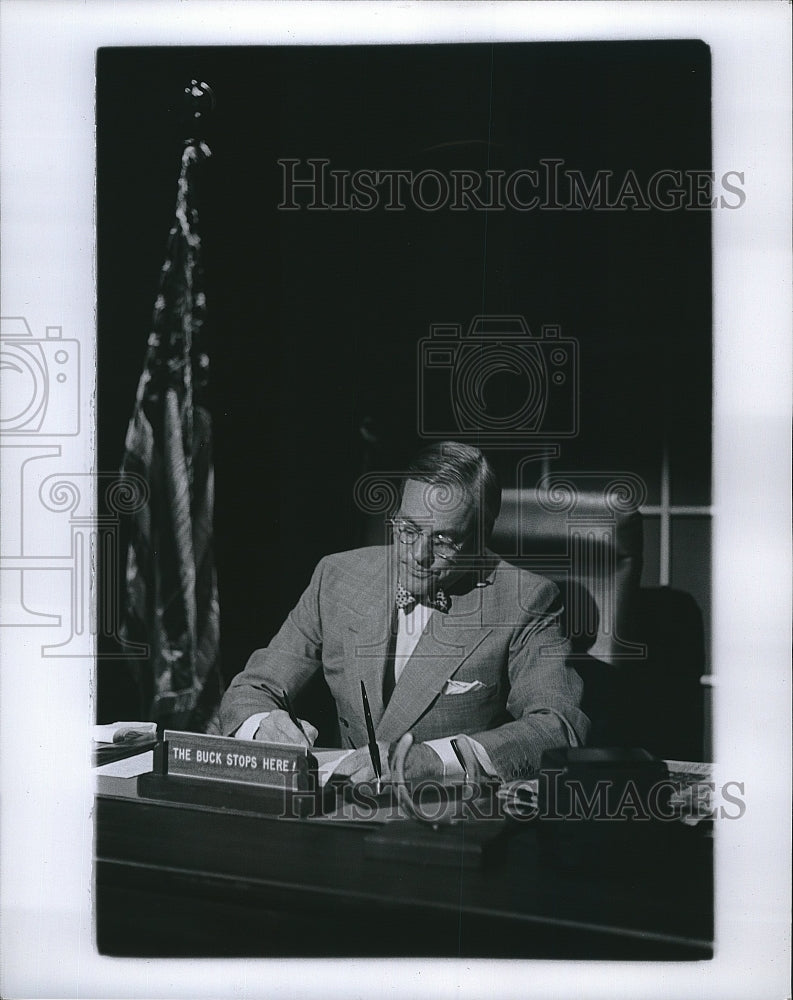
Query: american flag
[{"left": 119, "top": 139, "right": 221, "bottom": 730}]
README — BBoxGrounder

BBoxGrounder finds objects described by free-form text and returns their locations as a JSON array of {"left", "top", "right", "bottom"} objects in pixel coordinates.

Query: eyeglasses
[{"left": 389, "top": 517, "right": 465, "bottom": 561}]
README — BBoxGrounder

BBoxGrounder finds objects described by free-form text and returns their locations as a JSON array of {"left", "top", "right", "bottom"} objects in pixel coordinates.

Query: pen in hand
[
  {"left": 360, "top": 680, "right": 383, "bottom": 794},
  {"left": 281, "top": 689, "right": 311, "bottom": 746}
]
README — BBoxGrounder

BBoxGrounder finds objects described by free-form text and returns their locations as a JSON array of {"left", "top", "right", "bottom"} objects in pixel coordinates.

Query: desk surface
[{"left": 95, "top": 772, "right": 713, "bottom": 959}]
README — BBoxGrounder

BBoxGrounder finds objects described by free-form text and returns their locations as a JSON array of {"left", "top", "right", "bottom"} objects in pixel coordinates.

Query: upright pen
[{"left": 360, "top": 680, "right": 383, "bottom": 794}]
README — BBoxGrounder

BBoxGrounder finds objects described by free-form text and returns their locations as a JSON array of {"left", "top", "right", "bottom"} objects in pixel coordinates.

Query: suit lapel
[
  {"left": 342, "top": 548, "right": 398, "bottom": 730},
  {"left": 375, "top": 585, "right": 493, "bottom": 744}
]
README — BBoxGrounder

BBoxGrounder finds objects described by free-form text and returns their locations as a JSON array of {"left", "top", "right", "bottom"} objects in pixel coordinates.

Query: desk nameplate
[{"left": 159, "top": 730, "right": 316, "bottom": 791}]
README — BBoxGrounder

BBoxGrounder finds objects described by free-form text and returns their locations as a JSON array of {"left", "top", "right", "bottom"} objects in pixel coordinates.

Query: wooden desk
[{"left": 95, "top": 774, "right": 712, "bottom": 959}]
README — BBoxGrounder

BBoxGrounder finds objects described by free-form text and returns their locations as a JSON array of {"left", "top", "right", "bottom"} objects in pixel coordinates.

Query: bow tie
[{"left": 395, "top": 581, "right": 450, "bottom": 614}]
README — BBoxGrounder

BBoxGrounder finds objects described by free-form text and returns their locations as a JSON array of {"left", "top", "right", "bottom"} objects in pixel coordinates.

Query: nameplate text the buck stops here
[{"left": 160, "top": 730, "right": 316, "bottom": 790}]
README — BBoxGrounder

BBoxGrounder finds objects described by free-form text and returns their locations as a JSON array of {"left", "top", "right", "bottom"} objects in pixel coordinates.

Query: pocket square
[{"left": 443, "top": 679, "right": 486, "bottom": 695}]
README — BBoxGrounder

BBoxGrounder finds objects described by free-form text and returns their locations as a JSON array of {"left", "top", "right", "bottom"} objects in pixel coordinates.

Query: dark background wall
[{"left": 96, "top": 42, "right": 711, "bottom": 719}]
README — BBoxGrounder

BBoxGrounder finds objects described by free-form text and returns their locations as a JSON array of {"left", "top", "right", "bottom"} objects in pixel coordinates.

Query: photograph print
[{"left": 95, "top": 40, "right": 718, "bottom": 960}]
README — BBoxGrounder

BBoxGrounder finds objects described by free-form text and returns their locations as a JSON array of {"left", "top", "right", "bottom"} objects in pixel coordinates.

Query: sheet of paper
[
  {"left": 313, "top": 748, "right": 355, "bottom": 786},
  {"left": 94, "top": 750, "right": 154, "bottom": 778}
]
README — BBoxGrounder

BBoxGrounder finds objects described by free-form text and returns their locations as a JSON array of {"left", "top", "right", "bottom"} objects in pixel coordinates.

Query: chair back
[{"left": 490, "top": 485, "right": 644, "bottom": 666}]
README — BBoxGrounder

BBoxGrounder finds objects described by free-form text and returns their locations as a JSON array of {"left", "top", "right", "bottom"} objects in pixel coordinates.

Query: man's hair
[{"left": 403, "top": 441, "right": 502, "bottom": 543}]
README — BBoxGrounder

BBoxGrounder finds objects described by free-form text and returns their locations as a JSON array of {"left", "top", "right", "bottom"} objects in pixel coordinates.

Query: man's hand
[
  {"left": 332, "top": 740, "right": 445, "bottom": 783},
  {"left": 332, "top": 741, "right": 392, "bottom": 783},
  {"left": 252, "top": 709, "right": 318, "bottom": 747},
  {"left": 401, "top": 742, "right": 445, "bottom": 781}
]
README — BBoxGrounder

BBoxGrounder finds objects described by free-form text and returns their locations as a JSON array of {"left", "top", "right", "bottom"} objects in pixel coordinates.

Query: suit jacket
[{"left": 219, "top": 545, "right": 589, "bottom": 779}]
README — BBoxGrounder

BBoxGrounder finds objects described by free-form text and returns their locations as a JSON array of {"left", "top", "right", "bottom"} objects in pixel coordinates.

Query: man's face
[{"left": 394, "top": 478, "right": 477, "bottom": 596}]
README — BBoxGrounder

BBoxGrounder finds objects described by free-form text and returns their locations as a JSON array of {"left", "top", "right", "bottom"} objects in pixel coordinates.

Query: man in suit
[{"left": 217, "top": 442, "right": 588, "bottom": 781}]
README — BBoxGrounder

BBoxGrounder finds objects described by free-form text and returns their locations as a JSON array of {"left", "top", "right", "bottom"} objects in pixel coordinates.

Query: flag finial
[{"left": 180, "top": 79, "right": 216, "bottom": 136}]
